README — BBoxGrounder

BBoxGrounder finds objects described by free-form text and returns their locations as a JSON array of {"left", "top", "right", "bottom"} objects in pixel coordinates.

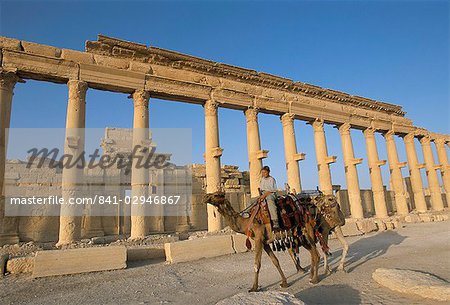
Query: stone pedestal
[
  {"left": 57, "top": 80, "right": 87, "bottom": 246},
  {"left": 338, "top": 123, "right": 364, "bottom": 219},
  {"left": 280, "top": 113, "right": 304, "bottom": 193},
  {"left": 245, "top": 107, "right": 268, "bottom": 197},
  {"left": 204, "top": 99, "right": 223, "bottom": 231},
  {"left": 420, "top": 135, "right": 444, "bottom": 211},
  {"left": 403, "top": 133, "right": 427, "bottom": 212},
  {"left": 384, "top": 130, "right": 409, "bottom": 215},
  {"left": 434, "top": 137, "right": 450, "bottom": 205},
  {"left": 0, "top": 71, "right": 20, "bottom": 246},
  {"left": 310, "top": 119, "right": 335, "bottom": 195},
  {"left": 363, "top": 127, "right": 388, "bottom": 218},
  {"left": 130, "top": 90, "right": 150, "bottom": 239}
]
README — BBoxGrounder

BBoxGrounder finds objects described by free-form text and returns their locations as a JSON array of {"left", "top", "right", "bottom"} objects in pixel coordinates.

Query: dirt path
[{"left": 1, "top": 220, "right": 449, "bottom": 305}]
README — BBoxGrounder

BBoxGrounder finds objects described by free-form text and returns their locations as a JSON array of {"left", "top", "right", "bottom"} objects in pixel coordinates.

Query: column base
[{"left": 0, "top": 233, "right": 19, "bottom": 246}]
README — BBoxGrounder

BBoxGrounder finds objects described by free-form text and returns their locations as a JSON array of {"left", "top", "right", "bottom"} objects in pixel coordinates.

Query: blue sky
[{"left": 1, "top": 0, "right": 449, "bottom": 190}]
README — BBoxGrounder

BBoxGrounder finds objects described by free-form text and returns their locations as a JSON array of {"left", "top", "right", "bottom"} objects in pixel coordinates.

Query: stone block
[
  {"left": 129, "top": 61, "right": 153, "bottom": 74},
  {"left": 165, "top": 235, "right": 234, "bottom": 264},
  {"left": 61, "top": 49, "right": 94, "bottom": 64},
  {"left": 22, "top": 41, "right": 61, "bottom": 58},
  {"left": 373, "top": 268, "right": 450, "bottom": 302},
  {"left": 356, "top": 219, "right": 378, "bottom": 234},
  {"left": 32, "top": 246, "right": 127, "bottom": 278},
  {"left": 0, "top": 36, "right": 22, "bottom": 51},
  {"left": 419, "top": 214, "right": 433, "bottom": 222},
  {"left": 231, "top": 234, "right": 253, "bottom": 253},
  {"left": 404, "top": 214, "right": 420, "bottom": 223},
  {"left": 385, "top": 221, "right": 395, "bottom": 230},
  {"left": 6, "top": 256, "right": 34, "bottom": 274},
  {"left": 94, "top": 54, "right": 129, "bottom": 70},
  {"left": 374, "top": 220, "right": 386, "bottom": 231},
  {"left": 127, "top": 246, "right": 165, "bottom": 261},
  {"left": 340, "top": 220, "right": 363, "bottom": 237}
]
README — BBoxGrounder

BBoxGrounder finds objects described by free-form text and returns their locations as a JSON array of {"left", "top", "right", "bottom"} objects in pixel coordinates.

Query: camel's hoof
[
  {"left": 338, "top": 266, "right": 347, "bottom": 273},
  {"left": 280, "top": 281, "right": 289, "bottom": 288},
  {"left": 309, "top": 278, "right": 319, "bottom": 285},
  {"left": 324, "top": 268, "right": 332, "bottom": 276},
  {"left": 248, "top": 287, "right": 259, "bottom": 292}
]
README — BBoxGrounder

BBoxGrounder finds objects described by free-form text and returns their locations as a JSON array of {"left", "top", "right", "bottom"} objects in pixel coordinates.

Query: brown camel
[
  {"left": 292, "top": 194, "right": 349, "bottom": 274},
  {"left": 203, "top": 191, "right": 321, "bottom": 292}
]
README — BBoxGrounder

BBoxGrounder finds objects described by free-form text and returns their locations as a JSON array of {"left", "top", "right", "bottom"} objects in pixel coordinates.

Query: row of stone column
[
  {"left": 0, "top": 73, "right": 449, "bottom": 243},
  {"left": 204, "top": 103, "right": 449, "bottom": 230}
]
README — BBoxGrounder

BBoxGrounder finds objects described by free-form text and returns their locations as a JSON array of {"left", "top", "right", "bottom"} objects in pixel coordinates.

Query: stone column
[
  {"left": 420, "top": 135, "right": 444, "bottom": 211},
  {"left": 0, "top": 71, "right": 20, "bottom": 246},
  {"left": 310, "top": 119, "right": 336, "bottom": 195},
  {"left": 403, "top": 133, "right": 427, "bottom": 212},
  {"left": 383, "top": 130, "right": 409, "bottom": 215},
  {"left": 57, "top": 80, "right": 87, "bottom": 246},
  {"left": 204, "top": 99, "right": 223, "bottom": 232},
  {"left": 337, "top": 123, "right": 364, "bottom": 219},
  {"left": 245, "top": 107, "right": 268, "bottom": 197},
  {"left": 130, "top": 89, "right": 150, "bottom": 239},
  {"left": 434, "top": 137, "right": 450, "bottom": 205},
  {"left": 363, "top": 127, "right": 388, "bottom": 218},
  {"left": 280, "top": 113, "right": 304, "bottom": 193}
]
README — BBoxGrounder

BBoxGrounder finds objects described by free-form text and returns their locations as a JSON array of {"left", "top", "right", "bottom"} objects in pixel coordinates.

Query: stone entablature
[{"left": 0, "top": 34, "right": 416, "bottom": 133}]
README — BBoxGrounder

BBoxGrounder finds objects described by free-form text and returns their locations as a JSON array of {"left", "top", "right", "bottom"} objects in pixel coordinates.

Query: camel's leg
[
  {"left": 249, "top": 237, "right": 263, "bottom": 292},
  {"left": 321, "top": 229, "right": 332, "bottom": 275},
  {"left": 305, "top": 225, "right": 320, "bottom": 284},
  {"left": 288, "top": 247, "right": 305, "bottom": 273},
  {"left": 334, "top": 226, "right": 348, "bottom": 272},
  {"left": 263, "top": 244, "right": 289, "bottom": 288}
]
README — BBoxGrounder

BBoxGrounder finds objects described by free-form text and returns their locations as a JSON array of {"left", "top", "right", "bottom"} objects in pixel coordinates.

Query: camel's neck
[{"left": 216, "top": 199, "right": 249, "bottom": 234}]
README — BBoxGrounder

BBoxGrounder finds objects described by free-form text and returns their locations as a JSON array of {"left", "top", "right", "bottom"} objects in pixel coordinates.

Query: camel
[
  {"left": 203, "top": 191, "right": 321, "bottom": 292},
  {"left": 291, "top": 193, "right": 349, "bottom": 274}
]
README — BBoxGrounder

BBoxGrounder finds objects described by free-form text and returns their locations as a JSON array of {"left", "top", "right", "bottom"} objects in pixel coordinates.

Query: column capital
[
  {"left": 433, "top": 137, "right": 447, "bottom": 146},
  {"left": 68, "top": 79, "right": 88, "bottom": 93},
  {"left": 403, "top": 132, "right": 416, "bottom": 143},
  {"left": 132, "top": 89, "right": 150, "bottom": 107},
  {"left": 0, "top": 71, "right": 22, "bottom": 91},
  {"left": 245, "top": 107, "right": 259, "bottom": 123},
  {"left": 204, "top": 99, "right": 219, "bottom": 116},
  {"left": 419, "top": 134, "right": 432, "bottom": 145},
  {"left": 383, "top": 129, "right": 396, "bottom": 139},
  {"left": 280, "top": 113, "right": 295, "bottom": 126},
  {"left": 363, "top": 126, "right": 376, "bottom": 137},
  {"left": 337, "top": 122, "right": 351, "bottom": 135},
  {"left": 309, "top": 118, "right": 324, "bottom": 131}
]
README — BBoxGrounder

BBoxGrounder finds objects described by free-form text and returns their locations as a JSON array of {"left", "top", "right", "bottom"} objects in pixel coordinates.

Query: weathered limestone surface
[
  {"left": 372, "top": 268, "right": 450, "bottom": 302},
  {"left": 216, "top": 291, "right": 306, "bottom": 305},
  {"left": 356, "top": 219, "right": 378, "bottom": 234},
  {"left": 6, "top": 256, "right": 33, "bottom": 274},
  {"left": 164, "top": 235, "right": 234, "bottom": 264},
  {"left": 32, "top": 246, "right": 127, "bottom": 278},
  {"left": 339, "top": 219, "right": 363, "bottom": 236}
]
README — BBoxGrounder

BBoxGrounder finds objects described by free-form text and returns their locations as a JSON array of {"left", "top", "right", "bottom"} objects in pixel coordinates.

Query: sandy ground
[{"left": 1, "top": 220, "right": 449, "bottom": 305}]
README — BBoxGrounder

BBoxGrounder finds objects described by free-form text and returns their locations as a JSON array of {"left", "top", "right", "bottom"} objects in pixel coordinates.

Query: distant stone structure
[{"left": 0, "top": 34, "right": 449, "bottom": 246}]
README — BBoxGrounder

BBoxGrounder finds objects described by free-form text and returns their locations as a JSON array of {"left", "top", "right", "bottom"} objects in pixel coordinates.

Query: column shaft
[
  {"left": 311, "top": 119, "right": 335, "bottom": 195},
  {"left": 204, "top": 99, "right": 223, "bottom": 231},
  {"left": 281, "top": 113, "right": 302, "bottom": 193},
  {"left": 434, "top": 138, "right": 450, "bottom": 205},
  {"left": 0, "top": 72, "right": 20, "bottom": 246},
  {"left": 403, "top": 133, "right": 427, "bottom": 212},
  {"left": 384, "top": 130, "right": 409, "bottom": 215},
  {"left": 57, "top": 80, "right": 87, "bottom": 245},
  {"left": 363, "top": 127, "right": 388, "bottom": 218},
  {"left": 130, "top": 89, "right": 150, "bottom": 239},
  {"left": 420, "top": 135, "right": 444, "bottom": 211},
  {"left": 245, "top": 108, "right": 267, "bottom": 197},
  {"left": 338, "top": 123, "right": 364, "bottom": 218}
]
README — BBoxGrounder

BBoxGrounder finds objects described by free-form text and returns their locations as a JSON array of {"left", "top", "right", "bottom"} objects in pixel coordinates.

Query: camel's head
[
  {"left": 314, "top": 194, "right": 345, "bottom": 227},
  {"left": 203, "top": 191, "right": 226, "bottom": 207}
]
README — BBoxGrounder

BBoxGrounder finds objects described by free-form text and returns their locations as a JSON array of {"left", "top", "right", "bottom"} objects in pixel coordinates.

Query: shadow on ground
[
  {"left": 326, "top": 230, "right": 407, "bottom": 273},
  {"left": 296, "top": 284, "right": 361, "bottom": 305}
]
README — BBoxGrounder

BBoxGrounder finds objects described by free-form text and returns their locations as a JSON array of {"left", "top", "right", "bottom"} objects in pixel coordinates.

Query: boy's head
[{"left": 261, "top": 166, "right": 270, "bottom": 178}]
